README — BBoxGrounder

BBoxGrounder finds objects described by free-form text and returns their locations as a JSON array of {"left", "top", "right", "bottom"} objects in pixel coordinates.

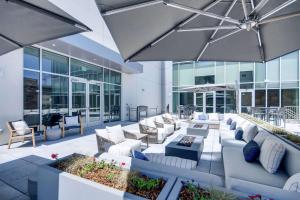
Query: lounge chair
[
  {"left": 61, "top": 115, "right": 84, "bottom": 137},
  {"left": 139, "top": 118, "right": 169, "bottom": 144},
  {"left": 162, "top": 113, "right": 181, "bottom": 130},
  {"left": 6, "top": 120, "right": 39, "bottom": 148},
  {"left": 154, "top": 115, "right": 175, "bottom": 136}
]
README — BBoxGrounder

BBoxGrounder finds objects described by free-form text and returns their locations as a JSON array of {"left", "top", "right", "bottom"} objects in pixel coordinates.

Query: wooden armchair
[
  {"left": 61, "top": 115, "right": 84, "bottom": 137},
  {"left": 6, "top": 120, "right": 37, "bottom": 149}
]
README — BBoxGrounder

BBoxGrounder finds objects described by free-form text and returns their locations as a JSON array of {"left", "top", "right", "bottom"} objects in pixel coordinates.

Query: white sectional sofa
[
  {"left": 191, "top": 112, "right": 220, "bottom": 129},
  {"left": 220, "top": 115, "right": 300, "bottom": 199}
]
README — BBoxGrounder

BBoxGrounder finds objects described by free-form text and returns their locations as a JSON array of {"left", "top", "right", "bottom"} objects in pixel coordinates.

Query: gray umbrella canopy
[
  {"left": 0, "top": 0, "right": 91, "bottom": 55},
  {"left": 96, "top": 0, "right": 300, "bottom": 62}
]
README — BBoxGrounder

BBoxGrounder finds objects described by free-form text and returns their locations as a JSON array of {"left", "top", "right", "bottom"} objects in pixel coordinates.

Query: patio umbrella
[
  {"left": 0, "top": 0, "right": 91, "bottom": 55},
  {"left": 96, "top": 0, "right": 300, "bottom": 62}
]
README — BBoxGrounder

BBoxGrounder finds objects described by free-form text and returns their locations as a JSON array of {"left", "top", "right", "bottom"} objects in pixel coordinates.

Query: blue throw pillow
[
  {"left": 243, "top": 141, "right": 260, "bottom": 163},
  {"left": 235, "top": 128, "right": 243, "bottom": 140},
  {"left": 230, "top": 121, "right": 236, "bottom": 130},
  {"left": 226, "top": 118, "right": 232, "bottom": 125},
  {"left": 132, "top": 150, "right": 149, "bottom": 161},
  {"left": 198, "top": 114, "right": 207, "bottom": 120}
]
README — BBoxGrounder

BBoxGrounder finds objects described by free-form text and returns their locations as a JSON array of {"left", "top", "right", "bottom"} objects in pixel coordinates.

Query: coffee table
[
  {"left": 187, "top": 123, "right": 209, "bottom": 138},
  {"left": 165, "top": 134, "right": 204, "bottom": 162}
]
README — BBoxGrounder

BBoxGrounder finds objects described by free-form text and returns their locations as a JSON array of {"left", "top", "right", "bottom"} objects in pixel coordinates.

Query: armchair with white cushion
[
  {"left": 139, "top": 118, "right": 169, "bottom": 144},
  {"left": 162, "top": 113, "right": 181, "bottom": 130},
  {"left": 154, "top": 115, "right": 175, "bottom": 136},
  {"left": 96, "top": 125, "right": 141, "bottom": 157}
]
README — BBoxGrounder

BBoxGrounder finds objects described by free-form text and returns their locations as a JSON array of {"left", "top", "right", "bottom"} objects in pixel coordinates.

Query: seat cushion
[
  {"left": 243, "top": 141, "right": 260, "bottom": 163},
  {"left": 223, "top": 146, "right": 289, "bottom": 188},
  {"left": 145, "top": 153, "right": 197, "bottom": 170},
  {"left": 108, "top": 139, "right": 141, "bottom": 157},
  {"left": 283, "top": 173, "right": 300, "bottom": 192},
  {"left": 11, "top": 121, "right": 31, "bottom": 135},
  {"left": 157, "top": 128, "right": 168, "bottom": 141},
  {"left": 259, "top": 138, "right": 286, "bottom": 174},
  {"left": 106, "top": 125, "right": 126, "bottom": 144},
  {"left": 208, "top": 113, "right": 219, "bottom": 121},
  {"left": 65, "top": 116, "right": 79, "bottom": 126},
  {"left": 220, "top": 129, "right": 236, "bottom": 144},
  {"left": 242, "top": 123, "right": 258, "bottom": 143},
  {"left": 164, "top": 124, "right": 174, "bottom": 134},
  {"left": 221, "top": 139, "right": 246, "bottom": 148}
]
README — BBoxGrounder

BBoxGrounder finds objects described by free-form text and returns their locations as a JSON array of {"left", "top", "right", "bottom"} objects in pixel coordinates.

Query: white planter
[
  {"left": 167, "top": 178, "right": 248, "bottom": 200},
  {"left": 46, "top": 127, "right": 61, "bottom": 141},
  {"left": 37, "top": 154, "right": 176, "bottom": 200}
]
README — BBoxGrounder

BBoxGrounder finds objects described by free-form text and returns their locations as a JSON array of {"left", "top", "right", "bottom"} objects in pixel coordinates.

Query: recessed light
[
  {"left": 52, "top": 43, "right": 56, "bottom": 47},
  {"left": 93, "top": 58, "right": 97, "bottom": 61}
]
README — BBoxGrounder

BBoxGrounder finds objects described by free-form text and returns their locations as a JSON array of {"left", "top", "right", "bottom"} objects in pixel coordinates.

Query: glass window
[
  {"left": 178, "top": 62, "right": 194, "bottom": 86},
  {"left": 173, "top": 92, "right": 179, "bottom": 113},
  {"left": 255, "top": 90, "right": 265, "bottom": 107},
  {"left": 216, "top": 91, "right": 225, "bottom": 113},
  {"left": 215, "top": 62, "right": 225, "bottom": 84},
  {"left": 110, "top": 85, "right": 121, "bottom": 121},
  {"left": 173, "top": 64, "right": 179, "bottom": 86},
  {"left": 104, "top": 68, "right": 110, "bottom": 83},
  {"left": 195, "top": 75, "right": 215, "bottom": 85},
  {"left": 195, "top": 93, "right": 203, "bottom": 112},
  {"left": 240, "top": 62, "right": 254, "bottom": 72},
  {"left": 255, "top": 62, "right": 266, "bottom": 83},
  {"left": 282, "top": 89, "right": 299, "bottom": 107},
  {"left": 267, "top": 89, "right": 279, "bottom": 107},
  {"left": 42, "top": 73, "right": 68, "bottom": 114},
  {"left": 225, "top": 91, "right": 236, "bottom": 113},
  {"left": 24, "top": 47, "right": 40, "bottom": 70},
  {"left": 110, "top": 70, "right": 121, "bottom": 85},
  {"left": 281, "top": 51, "right": 299, "bottom": 82},
  {"left": 42, "top": 50, "right": 69, "bottom": 75},
  {"left": 104, "top": 83, "right": 110, "bottom": 122},
  {"left": 24, "top": 70, "right": 40, "bottom": 125},
  {"left": 195, "top": 61, "right": 214, "bottom": 76},
  {"left": 266, "top": 58, "right": 280, "bottom": 88},
  {"left": 71, "top": 59, "right": 103, "bottom": 81},
  {"left": 179, "top": 92, "right": 194, "bottom": 105},
  {"left": 225, "top": 62, "right": 239, "bottom": 84}
]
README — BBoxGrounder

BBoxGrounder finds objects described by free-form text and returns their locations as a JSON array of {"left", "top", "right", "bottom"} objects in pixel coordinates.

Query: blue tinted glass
[
  {"left": 42, "top": 50, "right": 69, "bottom": 75},
  {"left": 24, "top": 47, "right": 40, "bottom": 70}
]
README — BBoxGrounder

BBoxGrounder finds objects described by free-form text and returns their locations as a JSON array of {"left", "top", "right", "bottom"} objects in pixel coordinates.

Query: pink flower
[
  {"left": 248, "top": 194, "right": 262, "bottom": 200},
  {"left": 51, "top": 153, "right": 58, "bottom": 160}
]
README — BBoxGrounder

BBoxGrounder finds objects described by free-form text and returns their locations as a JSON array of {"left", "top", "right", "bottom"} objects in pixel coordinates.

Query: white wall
[
  {"left": 121, "top": 62, "right": 163, "bottom": 120},
  {"left": 0, "top": 50, "right": 23, "bottom": 145},
  {"left": 162, "top": 61, "right": 173, "bottom": 113},
  {"left": 49, "top": 0, "right": 119, "bottom": 52}
]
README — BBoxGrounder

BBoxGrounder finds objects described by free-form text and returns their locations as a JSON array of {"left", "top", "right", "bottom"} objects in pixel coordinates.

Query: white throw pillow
[
  {"left": 65, "top": 116, "right": 79, "bottom": 126},
  {"left": 95, "top": 129, "right": 109, "bottom": 140},
  {"left": 155, "top": 116, "right": 164, "bottom": 124},
  {"left": 242, "top": 123, "right": 258, "bottom": 143},
  {"left": 259, "top": 138, "right": 286, "bottom": 173},
  {"left": 12, "top": 121, "right": 30, "bottom": 135},
  {"left": 209, "top": 113, "right": 219, "bottom": 121},
  {"left": 193, "top": 112, "right": 202, "bottom": 120},
  {"left": 283, "top": 173, "right": 300, "bottom": 193},
  {"left": 106, "top": 125, "right": 125, "bottom": 144},
  {"left": 145, "top": 118, "right": 156, "bottom": 128}
]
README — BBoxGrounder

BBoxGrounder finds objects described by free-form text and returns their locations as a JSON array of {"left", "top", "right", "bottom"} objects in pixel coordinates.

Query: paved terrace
[{"left": 0, "top": 120, "right": 223, "bottom": 200}]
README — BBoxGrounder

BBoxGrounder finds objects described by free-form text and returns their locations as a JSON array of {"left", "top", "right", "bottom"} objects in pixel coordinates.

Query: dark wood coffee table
[{"left": 165, "top": 134, "right": 204, "bottom": 162}]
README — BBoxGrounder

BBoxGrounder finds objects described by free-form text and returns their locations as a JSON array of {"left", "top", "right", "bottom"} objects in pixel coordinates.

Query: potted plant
[
  {"left": 38, "top": 153, "right": 176, "bottom": 200},
  {"left": 167, "top": 178, "right": 252, "bottom": 200}
]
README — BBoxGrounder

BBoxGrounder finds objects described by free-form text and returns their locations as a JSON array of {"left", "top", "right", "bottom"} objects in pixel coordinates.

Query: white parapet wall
[{"left": 0, "top": 49, "right": 24, "bottom": 145}]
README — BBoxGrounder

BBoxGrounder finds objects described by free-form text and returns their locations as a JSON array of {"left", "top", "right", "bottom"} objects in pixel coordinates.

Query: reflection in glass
[
  {"left": 42, "top": 73, "right": 68, "bottom": 115},
  {"left": 104, "top": 83, "right": 110, "bottom": 122},
  {"left": 241, "top": 92, "right": 252, "bottom": 113},
  {"left": 195, "top": 93, "right": 203, "bottom": 112},
  {"left": 71, "top": 59, "right": 103, "bottom": 81},
  {"left": 255, "top": 90, "right": 265, "bottom": 107},
  {"left": 72, "top": 82, "right": 86, "bottom": 121},
  {"left": 173, "top": 92, "right": 179, "bottom": 113},
  {"left": 24, "top": 70, "right": 40, "bottom": 125},
  {"left": 225, "top": 91, "right": 236, "bottom": 113},
  {"left": 216, "top": 91, "right": 224, "bottom": 113},
  {"left": 24, "top": 47, "right": 40, "bottom": 70},
  {"left": 89, "top": 84, "right": 101, "bottom": 122},
  {"left": 110, "top": 85, "right": 121, "bottom": 121},
  {"left": 42, "top": 50, "right": 69, "bottom": 75},
  {"left": 206, "top": 92, "right": 214, "bottom": 113},
  {"left": 180, "top": 92, "right": 194, "bottom": 105},
  {"left": 282, "top": 89, "right": 299, "bottom": 107},
  {"left": 267, "top": 89, "right": 279, "bottom": 107}
]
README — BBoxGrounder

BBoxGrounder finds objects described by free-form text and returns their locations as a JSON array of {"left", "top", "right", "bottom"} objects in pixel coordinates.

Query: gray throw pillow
[
  {"left": 254, "top": 130, "right": 269, "bottom": 147},
  {"left": 242, "top": 123, "right": 258, "bottom": 143}
]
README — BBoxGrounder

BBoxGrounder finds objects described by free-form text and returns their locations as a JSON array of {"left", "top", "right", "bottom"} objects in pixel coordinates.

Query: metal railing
[{"left": 284, "top": 106, "right": 300, "bottom": 120}]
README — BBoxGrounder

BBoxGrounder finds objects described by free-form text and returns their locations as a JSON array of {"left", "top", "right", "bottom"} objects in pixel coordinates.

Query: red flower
[
  {"left": 248, "top": 194, "right": 262, "bottom": 200},
  {"left": 51, "top": 153, "right": 58, "bottom": 160}
]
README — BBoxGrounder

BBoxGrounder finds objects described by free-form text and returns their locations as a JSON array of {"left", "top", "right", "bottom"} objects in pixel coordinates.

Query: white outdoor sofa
[
  {"left": 219, "top": 114, "right": 300, "bottom": 199},
  {"left": 191, "top": 112, "right": 220, "bottom": 129},
  {"left": 139, "top": 117, "right": 174, "bottom": 143},
  {"left": 95, "top": 125, "right": 141, "bottom": 157}
]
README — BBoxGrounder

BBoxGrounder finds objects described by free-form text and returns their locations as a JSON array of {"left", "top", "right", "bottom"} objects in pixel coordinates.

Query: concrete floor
[{"left": 0, "top": 120, "right": 223, "bottom": 200}]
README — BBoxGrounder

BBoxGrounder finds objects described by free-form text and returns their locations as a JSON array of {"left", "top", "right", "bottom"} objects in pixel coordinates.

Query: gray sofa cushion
[
  {"left": 242, "top": 123, "right": 258, "bottom": 143},
  {"left": 221, "top": 139, "right": 246, "bottom": 148},
  {"left": 223, "top": 146, "right": 288, "bottom": 188},
  {"left": 219, "top": 129, "right": 235, "bottom": 144}
]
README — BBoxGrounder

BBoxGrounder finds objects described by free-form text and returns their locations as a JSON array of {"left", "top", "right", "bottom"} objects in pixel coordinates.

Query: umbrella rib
[
  {"left": 7, "top": 0, "right": 91, "bottom": 31},
  {"left": 124, "top": 0, "right": 222, "bottom": 61},
  {"left": 102, "top": 0, "right": 163, "bottom": 16},
  {"left": 178, "top": 25, "right": 239, "bottom": 32},
  {"left": 259, "top": 11, "right": 300, "bottom": 25},
  {"left": 0, "top": 34, "right": 23, "bottom": 47},
  {"left": 250, "top": 0, "right": 270, "bottom": 15},
  {"left": 196, "top": 0, "right": 238, "bottom": 61},
  {"left": 259, "top": 0, "right": 297, "bottom": 21},
  {"left": 241, "top": 0, "right": 249, "bottom": 20},
  {"left": 209, "top": 29, "right": 243, "bottom": 44},
  {"left": 164, "top": 1, "right": 241, "bottom": 25}
]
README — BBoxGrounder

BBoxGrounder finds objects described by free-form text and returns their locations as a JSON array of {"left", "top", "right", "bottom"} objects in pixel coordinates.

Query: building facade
[{"left": 172, "top": 51, "right": 300, "bottom": 114}]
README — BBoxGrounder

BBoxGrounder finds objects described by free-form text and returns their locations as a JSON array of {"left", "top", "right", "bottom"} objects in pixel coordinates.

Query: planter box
[
  {"left": 37, "top": 154, "right": 176, "bottom": 200},
  {"left": 167, "top": 178, "right": 248, "bottom": 200}
]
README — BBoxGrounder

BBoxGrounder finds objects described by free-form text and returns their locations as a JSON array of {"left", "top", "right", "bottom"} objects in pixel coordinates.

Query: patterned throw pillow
[
  {"left": 230, "top": 121, "right": 236, "bottom": 130},
  {"left": 12, "top": 121, "right": 30, "bottom": 135},
  {"left": 242, "top": 123, "right": 258, "bottom": 143},
  {"left": 283, "top": 173, "right": 300, "bottom": 193},
  {"left": 259, "top": 138, "right": 286, "bottom": 173}
]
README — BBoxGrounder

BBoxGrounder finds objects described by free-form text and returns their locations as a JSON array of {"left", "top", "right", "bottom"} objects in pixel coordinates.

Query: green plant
[
  {"left": 130, "top": 174, "right": 160, "bottom": 190},
  {"left": 208, "top": 188, "right": 237, "bottom": 200},
  {"left": 106, "top": 172, "right": 116, "bottom": 181}
]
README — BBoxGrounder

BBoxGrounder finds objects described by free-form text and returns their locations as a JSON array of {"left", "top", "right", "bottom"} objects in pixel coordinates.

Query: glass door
[
  {"left": 89, "top": 83, "right": 102, "bottom": 125},
  {"left": 72, "top": 80, "right": 87, "bottom": 123},
  {"left": 205, "top": 92, "right": 215, "bottom": 113},
  {"left": 195, "top": 93, "right": 203, "bottom": 112},
  {"left": 240, "top": 90, "right": 254, "bottom": 113}
]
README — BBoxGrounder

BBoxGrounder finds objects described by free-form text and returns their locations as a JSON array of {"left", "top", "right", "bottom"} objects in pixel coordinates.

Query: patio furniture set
[{"left": 6, "top": 114, "right": 84, "bottom": 149}]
